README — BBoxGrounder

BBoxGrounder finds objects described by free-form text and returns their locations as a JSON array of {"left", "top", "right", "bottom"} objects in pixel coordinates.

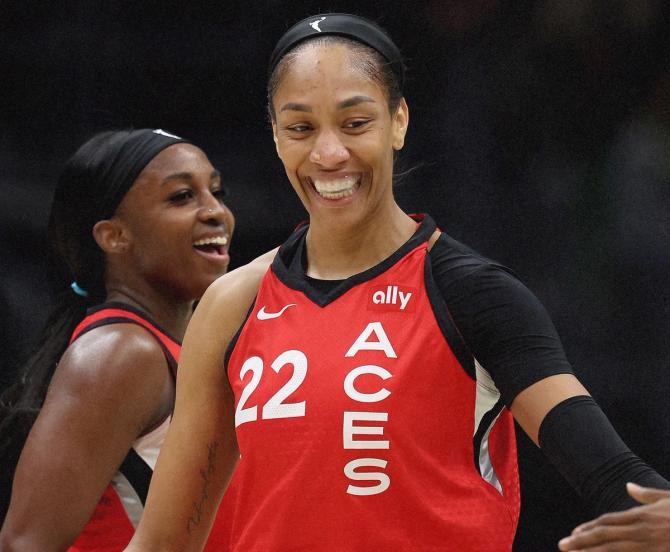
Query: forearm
[
  {"left": 126, "top": 263, "right": 266, "bottom": 551},
  {"left": 128, "top": 374, "right": 239, "bottom": 551},
  {"left": 130, "top": 435, "right": 239, "bottom": 551},
  {"left": 539, "top": 395, "right": 670, "bottom": 515}
]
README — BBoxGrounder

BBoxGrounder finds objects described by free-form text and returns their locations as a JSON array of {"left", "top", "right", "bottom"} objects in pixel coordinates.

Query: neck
[
  {"left": 305, "top": 205, "right": 417, "bottom": 279},
  {"left": 104, "top": 285, "right": 194, "bottom": 340}
]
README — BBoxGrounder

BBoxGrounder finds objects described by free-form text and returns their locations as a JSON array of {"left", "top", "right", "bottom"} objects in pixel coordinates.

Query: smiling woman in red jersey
[
  {"left": 124, "top": 14, "right": 669, "bottom": 552},
  {"left": 0, "top": 129, "right": 250, "bottom": 551}
]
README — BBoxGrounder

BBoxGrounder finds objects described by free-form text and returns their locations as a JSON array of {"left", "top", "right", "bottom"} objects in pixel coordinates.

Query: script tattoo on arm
[{"left": 186, "top": 441, "right": 219, "bottom": 535}]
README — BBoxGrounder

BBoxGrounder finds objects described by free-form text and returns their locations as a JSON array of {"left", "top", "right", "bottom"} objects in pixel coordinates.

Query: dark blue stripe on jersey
[
  {"left": 119, "top": 448, "right": 152, "bottom": 504},
  {"left": 84, "top": 301, "right": 182, "bottom": 345},
  {"left": 472, "top": 397, "right": 506, "bottom": 479},
  {"left": 424, "top": 252, "right": 475, "bottom": 379}
]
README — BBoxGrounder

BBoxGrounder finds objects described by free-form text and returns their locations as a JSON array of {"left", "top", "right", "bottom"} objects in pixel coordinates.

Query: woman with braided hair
[{"left": 0, "top": 129, "right": 255, "bottom": 551}]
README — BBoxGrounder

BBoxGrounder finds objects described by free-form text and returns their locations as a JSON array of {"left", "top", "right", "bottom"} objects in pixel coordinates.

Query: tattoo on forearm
[{"left": 186, "top": 441, "right": 219, "bottom": 534}]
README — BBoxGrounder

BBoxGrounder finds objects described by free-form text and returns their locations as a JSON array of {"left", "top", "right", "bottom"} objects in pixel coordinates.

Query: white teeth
[
  {"left": 193, "top": 236, "right": 228, "bottom": 246},
  {"left": 313, "top": 177, "right": 359, "bottom": 199}
]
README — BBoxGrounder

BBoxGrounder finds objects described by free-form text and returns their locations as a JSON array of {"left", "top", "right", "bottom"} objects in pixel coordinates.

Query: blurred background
[{"left": 1, "top": 1, "right": 669, "bottom": 550}]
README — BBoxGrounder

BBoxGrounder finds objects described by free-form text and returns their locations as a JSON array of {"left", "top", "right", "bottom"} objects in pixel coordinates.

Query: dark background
[{"left": 2, "top": 1, "right": 669, "bottom": 550}]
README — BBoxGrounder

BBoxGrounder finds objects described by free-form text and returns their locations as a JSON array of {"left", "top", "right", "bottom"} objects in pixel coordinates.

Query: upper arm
[
  {"left": 1, "top": 325, "right": 172, "bottom": 551},
  {"left": 431, "top": 241, "right": 574, "bottom": 403},
  {"left": 465, "top": 268, "right": 573, "bottom": 401},
  {"left": 130, "top": 253, "right": 274, "bottom": 551},
  {"left": 430, "top": 239, "right": 583, "bottom": 442}
]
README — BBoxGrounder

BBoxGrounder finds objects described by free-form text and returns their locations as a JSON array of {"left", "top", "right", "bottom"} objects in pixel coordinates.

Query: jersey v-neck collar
[{"left": 271, "top": 214, "right": 437, "bottom": 307}]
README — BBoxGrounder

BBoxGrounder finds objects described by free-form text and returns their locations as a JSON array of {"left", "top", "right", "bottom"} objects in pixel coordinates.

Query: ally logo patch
[{"left": 367, "top": 284, "right": 416, "bottom": 312}]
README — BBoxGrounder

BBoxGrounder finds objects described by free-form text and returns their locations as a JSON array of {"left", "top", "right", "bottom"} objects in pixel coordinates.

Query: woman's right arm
[
  {"left": 126, "top": 250, "right": 275, "bottom": 552},
  {"left": 0, "top": 323, "right": 176, "bottom": 551}
]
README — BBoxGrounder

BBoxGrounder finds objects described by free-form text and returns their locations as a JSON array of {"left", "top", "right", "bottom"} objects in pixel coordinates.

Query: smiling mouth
[
  {"left": 193, "top": 236, "right": 228, "bottom": 256},
  {"left": 311, "top": 176, "right": 361, "bottom": 200}
]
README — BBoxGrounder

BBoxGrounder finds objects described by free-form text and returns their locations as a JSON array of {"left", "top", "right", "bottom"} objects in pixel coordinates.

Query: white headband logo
[
  {"left": 309, "top": 16, "right": 326, "bottom": 32},
  {"left": 153, "top": 129, "right": 182, "bottom": 139}
]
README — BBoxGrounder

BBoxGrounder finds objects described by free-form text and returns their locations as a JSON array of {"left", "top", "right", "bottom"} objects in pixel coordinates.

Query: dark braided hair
[{"left": 0, "top": 130, "right": 172, "bottom": 520}]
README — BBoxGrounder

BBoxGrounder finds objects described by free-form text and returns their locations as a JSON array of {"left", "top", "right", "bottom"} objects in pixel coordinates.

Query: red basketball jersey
[
  {"left": 66, "top": 303, "right": 231, "bottom": 552},
  {"left": 225, "top": 218, "right": 520, "bottom": 551}
]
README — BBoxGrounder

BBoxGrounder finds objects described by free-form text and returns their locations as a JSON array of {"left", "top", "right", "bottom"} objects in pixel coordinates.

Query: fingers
[
  {"left": 558, "top": 525, "right": 642, "bottom": 551},
  {"left": 559, "top": 488, "right": 670, "bottom": 551},
  {"left": 626, "top": 482, "right": 670, "bottom": 505},
  {"left": 559, "top": 537, "right": 642, "bottom": 551},
  {"left": 558, "top": 509, "right": 648, "bottom": 551},
  {"left": 570, "top": 508, "right": 647, "bottom": 534}
]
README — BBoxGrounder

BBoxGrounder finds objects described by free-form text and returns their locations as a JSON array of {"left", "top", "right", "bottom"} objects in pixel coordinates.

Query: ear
[
  {"left": 391, "top": 98, "right": 409, "bottom": 151},
  {"left": 92, "top": 219, "right": 131, "bottom": 254}
]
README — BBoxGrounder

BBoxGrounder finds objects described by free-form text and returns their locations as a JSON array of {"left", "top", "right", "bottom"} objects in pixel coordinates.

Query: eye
[
  {"left": 168, "top": 189, "right": 194, "bottom": 204},
  {"left": 343, "top": 118, "right": 371, "bottom": 130},
  {"left": 286, "top": 123, "right": 313, "bottom": 133}
]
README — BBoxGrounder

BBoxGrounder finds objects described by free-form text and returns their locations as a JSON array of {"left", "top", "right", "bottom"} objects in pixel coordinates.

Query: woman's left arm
[
  {"left": 429, "top": 246, "right": 670, "bottom": 545},
  {"left": 509, "top": 372, "right": 589, "bottom": 446},
  {"left": 512, "top": 371, "right": 670, "bottom": 511}
]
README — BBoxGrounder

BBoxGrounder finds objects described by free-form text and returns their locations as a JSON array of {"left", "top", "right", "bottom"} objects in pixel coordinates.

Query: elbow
[
  {"left": 0, "top": 519, "right": 72, "bottom": 552},
  {"left": 0, "top": 525, "right": 22, "bottom": 552},
  {"left": 0, "top": 532, "right": 52, "bottom": 552}
]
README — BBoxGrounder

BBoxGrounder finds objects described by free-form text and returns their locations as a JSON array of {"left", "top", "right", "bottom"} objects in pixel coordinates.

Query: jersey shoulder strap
[{"left": 69, "top": 302, "right": 181, "bottom": 374}]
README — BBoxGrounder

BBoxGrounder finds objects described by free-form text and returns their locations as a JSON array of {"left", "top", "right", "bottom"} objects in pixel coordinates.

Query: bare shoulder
[
  {"left": 57, "top": 324, "right": 167, "bottom": 388},
  {"left": 195, "top": 247, "right": 278, "bottom": 333},
  {"left": 210, "top": 247, "right": 277, "bottom": 297},
  {"left": 174, "top": 248, "right": 278, "bottom": 395},
  {"left": 48, "top": 324, "right": 172, "bottom": 425}
]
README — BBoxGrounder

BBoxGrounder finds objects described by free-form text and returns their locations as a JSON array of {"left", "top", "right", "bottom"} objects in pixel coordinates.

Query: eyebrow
[
  {"left": 279, "top": 102, "right": 312, "bottom": 113},
  {"left": 278, "top": 95, "right": 376, "bottom": 113},
  {"left": 336, "top": 95, "right": 376, "bottom": 109},
  {"left": 161, "top": 169, "right": 220, "bottom": 185}
]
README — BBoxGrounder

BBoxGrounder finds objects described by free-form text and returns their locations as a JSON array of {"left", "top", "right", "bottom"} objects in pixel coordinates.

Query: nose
[
  {"left": 198, "top": 193, "right": 234, "bottom": 231},
  {"left": 309, "top": 130, "right": 350, "bottom": 167}
]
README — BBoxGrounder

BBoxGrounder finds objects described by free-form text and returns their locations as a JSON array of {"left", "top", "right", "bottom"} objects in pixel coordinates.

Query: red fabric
[
  {"left": 67, "top": 307, "right": 233, "bottom": 550},
  {"left": 225, "top": 241, "right": 520, "bottom": 551},
  {"left": 67, "top": 486, "right": 134, "bottom": 551}
]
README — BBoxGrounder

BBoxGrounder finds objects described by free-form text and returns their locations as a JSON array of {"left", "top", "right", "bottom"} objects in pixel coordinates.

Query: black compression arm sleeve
[{"left": 538, "top": 395, "right": 670, "bottom": 515}]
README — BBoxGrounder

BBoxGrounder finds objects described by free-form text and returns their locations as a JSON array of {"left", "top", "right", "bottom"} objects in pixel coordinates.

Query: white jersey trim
[
  {"left": 110, "top": 416, "right": 171, "bottom": 525},
  {"left": 110, "top": 472, "right": 144, "bottom": 527},
  {"left": 473, "top": 358, "right": 504, "bottom": 494},
  {"left": 132, "top": 416, "right": 170, "bottom": 469}
]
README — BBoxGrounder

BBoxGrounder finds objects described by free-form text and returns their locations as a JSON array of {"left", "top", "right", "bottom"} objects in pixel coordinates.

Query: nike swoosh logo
[
  {"left": 309, "top": 16, "right": 326, "bottom": 32},
  {"left": 256, "top": 304, "right": 296, "bottom": 320}
]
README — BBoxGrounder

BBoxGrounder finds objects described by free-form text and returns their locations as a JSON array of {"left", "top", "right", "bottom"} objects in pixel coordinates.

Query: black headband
[
  {"left": 96, "top": 128, "right": 188, "bottom": 219},
  {"left": 268, "top": 13, "right": 405, "bottom": 91}
]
